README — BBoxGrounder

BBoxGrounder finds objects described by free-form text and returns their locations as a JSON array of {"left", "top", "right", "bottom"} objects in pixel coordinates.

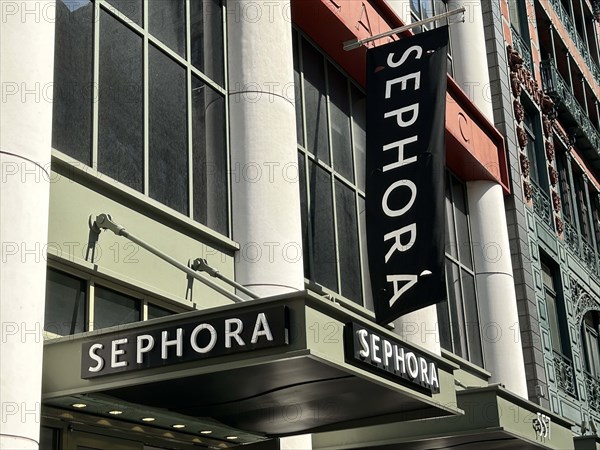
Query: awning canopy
[
  {"left": 43, "top": 291, "right": 461, "bottom": 443},
  {"left": 314, "top": 384, "right": 577, "bottom": 450}
]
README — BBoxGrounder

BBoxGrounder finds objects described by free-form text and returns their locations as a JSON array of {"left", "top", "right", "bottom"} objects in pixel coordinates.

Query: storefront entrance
[{"left": 65, "top": 432, "right": 142, "bottom": 450}]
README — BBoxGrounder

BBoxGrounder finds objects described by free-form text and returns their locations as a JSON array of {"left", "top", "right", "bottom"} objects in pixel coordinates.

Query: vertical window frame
[
  {"left": 294, "top": 28, "right": 367, "bottom": 306},
  {"left": 439, "top": 171, "right": 484, "bottom": 367}
]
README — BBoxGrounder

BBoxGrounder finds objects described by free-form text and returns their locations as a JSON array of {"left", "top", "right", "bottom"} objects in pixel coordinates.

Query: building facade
[
  {"left": 0, "top": 0, "right": 598, "bottom": 449},
  {"left": 499, "top": 0, "right": 600, "bottom": 435}
]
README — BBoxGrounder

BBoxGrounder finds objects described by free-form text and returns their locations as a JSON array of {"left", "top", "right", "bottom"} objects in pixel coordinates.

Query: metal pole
[
  {"left": 89, "top": 213, "right": 247, "bottom": 304},
  {"left": 343, "top": 7, "right": 465, "bottom": 51},
  {"left": 190, "top": 258, "right": 259, "bottom": 300}
]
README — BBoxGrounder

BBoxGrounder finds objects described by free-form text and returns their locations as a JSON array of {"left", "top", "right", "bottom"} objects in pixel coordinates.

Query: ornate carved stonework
[
  {"left": 545, "top": 139, "right": 555, "bottom": 163},
  {"left": 507, "top": 45, "right": 524, "bottom": 71},
  {"left": 555, "top": 216, "right": 564, "bottom": 235},
  {"left": 543, "top": 115, "right": 554, "bottom": 137},
  {"left": 549, "top": 166, "right": 559, "bottom": 186},
  {"left": 514, "top": 100, "right": 525, "bottom": 123},
  {"left": 517, "top": 125, "right": 529, "bottom": 149},
  {"left": 541, "top": 94, "right": 555, "bottom": 114},
  {"left": 511, "top": 72, "right": 523, "bottom": 97},
  {"left": 520, "top": 153, "right": 531, "bottom": 178},
  {"left": 524, "top": 180, "right": 534, "bottom": 201},
  {"left": 570, "top": 276, "right": 600, "bottom": 323},
  {"left": 552, "top": 190, "right": 561, "bottom": 212}
]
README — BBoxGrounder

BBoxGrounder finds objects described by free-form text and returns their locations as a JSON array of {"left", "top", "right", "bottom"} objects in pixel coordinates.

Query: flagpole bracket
[{"left": 343, "top": 7, "right": 466, "bottom": 51}]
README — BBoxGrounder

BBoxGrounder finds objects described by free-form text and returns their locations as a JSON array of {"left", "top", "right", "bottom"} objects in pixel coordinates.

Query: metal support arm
[
  {"left": 190, "top": 258, "right": 259, "bottom": 300},
  {"left": 89, "top": 213, "right": 248, "bottom": 304}
]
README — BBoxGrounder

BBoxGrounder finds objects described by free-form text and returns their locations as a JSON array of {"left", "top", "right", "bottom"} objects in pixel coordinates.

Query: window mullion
[
  {"left": 323, "top": 54, "right": 342, "bottom": 292},
  {"left": 143, "top": 1, "right": 150, "bottom": 195},
  {"left": 186, "top": 0, "right": 193, "bottom": 219},
  {"left": 92, "top": 0, "right": 101, "bottom": 170},
  {"left": 222, "top": 0, "right": 232, "bottom": 238}
]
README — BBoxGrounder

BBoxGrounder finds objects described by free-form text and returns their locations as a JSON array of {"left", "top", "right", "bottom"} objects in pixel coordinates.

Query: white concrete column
[
  {"left": 227, "top": 0, "right": 304, "bottom": 300},
  {"left": 227, "top": 3, "right": 307, "bottom": 447},
  {"left": 449, "top": 0, "right": 494, "bottom": 120},
  {"left": 467, "top": 181, "right": 527, "bottom": 398},
  {"left": 393, "top": 306, "right": 442, "bottom": 355},
  {"left": 0, "top": 1, "right": 56, "bottom": 449},
  {"left": 385, "top": 0, "right": 413, "bottom": 25}
]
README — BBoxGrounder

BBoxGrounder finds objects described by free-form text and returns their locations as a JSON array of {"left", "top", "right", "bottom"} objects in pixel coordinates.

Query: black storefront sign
[
  {"left": 344, "top": 322, "right": 440, "bottom": 394},
  {"left": 366, "top": 27, "right": 449, "bottom": 324},
  {"left": 81, "top": 306, "right": 288, "bottom": 379}
]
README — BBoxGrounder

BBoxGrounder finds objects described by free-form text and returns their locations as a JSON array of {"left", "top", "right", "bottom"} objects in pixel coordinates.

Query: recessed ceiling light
[
  {"left": 226, "top": 436, "right": 238, "bottom": 440},
  {"left": 200, "top": 430, "right": 212, "bottom": 434},
  {"left": 172, "top": 424, "right": 186, "bottom": 429},
  {"left": 108, "top": 410, "right": 123, "bottom": 415},
  {"left": 71, "top": 403, "right": 87, "bottom": 409},
  {"left": 141, "top": 417, "right": 155, "bottom": 422}
]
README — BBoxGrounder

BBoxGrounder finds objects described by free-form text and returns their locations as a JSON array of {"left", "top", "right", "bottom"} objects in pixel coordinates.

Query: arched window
[{"left": 582, "top": 310, "right": 600, "bottom": 378}]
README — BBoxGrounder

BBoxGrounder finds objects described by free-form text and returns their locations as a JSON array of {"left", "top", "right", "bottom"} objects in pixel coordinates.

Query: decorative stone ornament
[
  {"left": 517, "top": 125, "right": 529, "bottom": 149},
  {"left": 555, "top": 216, "right": 564, "bottom": 235},
  {"left": 546, "top": 139, "right": 555, "bottom": 162},
  {"left": 552, "top": 191, "right": 562, "bottom": 212},
  {"left": 520, "top": 153, "right": 531, "bottom": 178},
  {"left": 514, "top": 100, "right": 525, "bottom": 123},
  {"left": 511, "top": 72, "right": 523, "bottom": 97},
  {"left": 507, "top": 45, "right": 524, "bottom": 70},
  {"left": 543, "top": 115, "right": 554, "bottom": 137},
  {"left": 541, "top": 94, "right": 555, "bottom": 114},
  {"left": 524, "top": 180, "right": 534, "bottom": 201},
  {"left": 549, "top": 166, "right": 559, "bottom": 186}
]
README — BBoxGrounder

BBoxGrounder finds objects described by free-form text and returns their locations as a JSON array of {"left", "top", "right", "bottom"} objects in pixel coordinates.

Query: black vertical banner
[{"left": 366, "top": 27, "right": 448, "bottom": 325}]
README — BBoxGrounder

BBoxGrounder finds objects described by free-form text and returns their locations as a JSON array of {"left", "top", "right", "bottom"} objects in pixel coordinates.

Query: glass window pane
[
  {"left": 328, "top": 63, "right": 353, "bottom": 182},
  {"left": 148, "top": 304, "right": 174, "bottom": 320},
  {"left": 546, "top": 292, "right": 562, "bottom": 353},
  {"left": 94, "top": 286, "right": 140, "bottom": 329},
  {"left": 45, "top": 268, "right": 86, "bottom": 336},
  {"left": 52, "top": 0, "right": 94, "bottom": 164},
  {"left": 452, "top": 177, "right": 473, "bottom": 268},
  {"left": 98, "top": 10, "right": 144, "bottom": 191},
  {"left": 437, "top": 297, "right": 453, "bottom": 352},
  {"left": 352, "top": 86, "right": 366, "bottom": 192},
  {"left": 359, "top": 197, "right": 373, "bottom": 311},
  {"left": 148, "top": 0, "right": 186, "bottom": 57},
  {"left": 446, "top": 260, "right": 466, "bottom": 357},
  {"left": 302, "top": 40, "right": 329, "bottom": 164},
  {"left": 309, "top": 161, "right": 337, "bottom": 291},
  {"left": 191, "top": 0, "right": 224, "bottom": 85},
  {"left": 411, "top": 0, "right": 420, "bottom": 16},
  {"left": 462, "top": 270, "right": 483, "bottom": 366},
  {"left": 105, "top": 0, "right": 143, "bottom": 26},
  {"left": 541, "top": 262, "right": 554, "bottom": 289},
  {"left": 299, "top": 153, "right": 310, "bottom": 278},
  {"left": 421, "top": 0, "right": 433, "bottom": 17},
  {"left": 335, "top": 180, "right": 361, "bottom": 303},
  {"left": 583, "top": 314, "right": 600, "bottom": 376},
  {"left": 149, "top": 46, "right": 188, "bottom": 215},
  {"left": 192, "top": 77, "right": 227, "bottom": 234},
  {"left": 293, "top": 31, "right": 304, "bottom": 147},
  {"left": 445, "top": 177, "right": 458, "bottom": 259}
]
